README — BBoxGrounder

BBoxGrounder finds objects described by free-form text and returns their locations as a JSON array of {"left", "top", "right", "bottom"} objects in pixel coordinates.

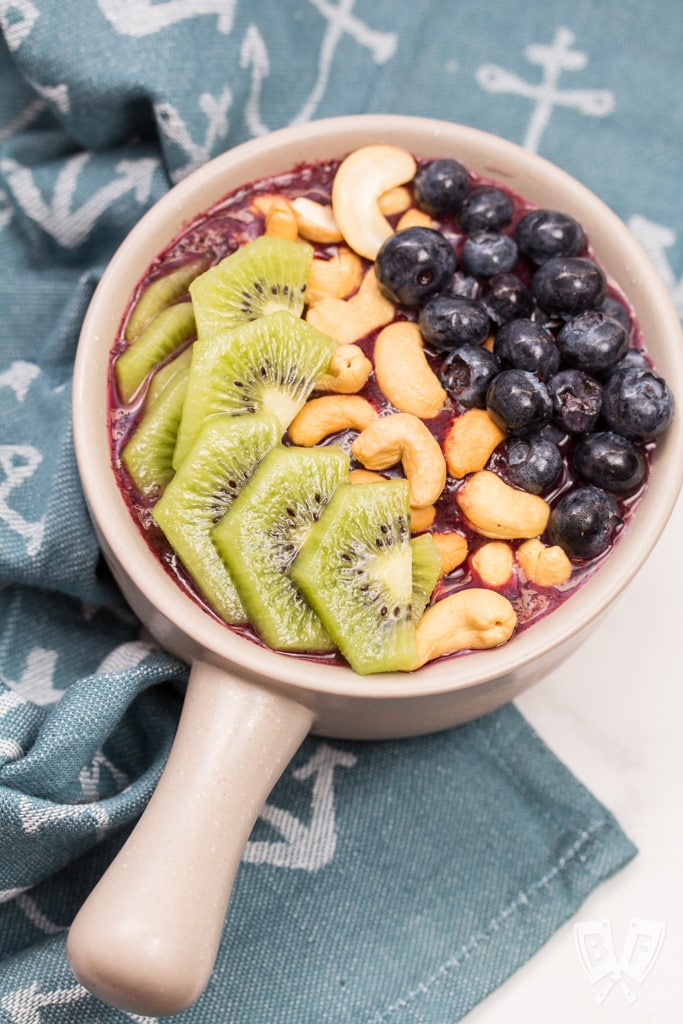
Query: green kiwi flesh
[
  {"left": 121, "top": 356, "right": 190, "bottom": 497},
  {"left": 152, "top": 412, "right": 281, "bottom": 625},
  {"left": 116, "top": 300, "right": 196, "bottom": 403},
  {"left": 125, "top": 256, "right": 210, "bottom": 341},
  {"left": 189, "top": 235, "right": 313, "bottom": 341},
  {"left": 173, "top": 309, "right": 336, "bottom": 469},
  {"left": 212, "top": 445, "right": 349, "bottom": 651},
  {"left": 291, "top": 481, "right": 418, "bottom": 675},
  {"left": 410, "top": 533, "right": 442, "bottom": 623}
]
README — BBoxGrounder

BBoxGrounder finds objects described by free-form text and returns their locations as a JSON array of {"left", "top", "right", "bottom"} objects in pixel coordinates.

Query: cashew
[
  {"left": 470, "top": 541, "right": 514, "bottom": 588},
  {"left": 288, "top": 395, "right": 377, "bottom": 446},
  {"left": 315, "top": 343, "right": 373, "bottom": 394},
  {"left": 397, "top": 208, "right": 434, "bottom": 231},
  {"left": 306, "top": 247, "right": 364, "bottom": 304},
  {"left": 349, "top": 468, "right": 386, "bottom": 484},
  {"left": 306, "top": 266, "right": 395, "bottom": 344},
  {"left": 414, "top": 589, "right": 517, "bottom": 667},
  {"left": 291, "top": 197, "right": 344, "bottom": 243},
  {"left": 410, "top": 505, "right": 436, "bottom": 533},
  {"left": 517, "top": 539, "right": 572, "bottom": 587},
  {"left": 352, "top": 412, "right": 447, "bottom": 509},
  {"left": 482, "top": 333, "right": 495, "bottom": 353},
  {"left": 331, "top": 145, "right": 417, "bottom": 259},
  {"left": 254, "top": 195, "right": 299, "bottom": 241},
  {"left": 444, "top": 409, "right": 506, "bottom": 478},
  {"left": 432, "top": 532, "right": 468, "bottom": 576},
  {"left": 456, "top": 470, "right": 550, "bottom": 540},
  {"left": 374, "top": 321, "right": 446, "bottom": 419},
  {"left": 378, "top": 185, "right": 412, "bottom": 216}
]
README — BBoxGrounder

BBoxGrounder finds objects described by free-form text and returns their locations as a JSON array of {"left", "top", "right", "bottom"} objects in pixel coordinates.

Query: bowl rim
[{"left": 73, "top": 113, "right": 683, "bottom": 701}]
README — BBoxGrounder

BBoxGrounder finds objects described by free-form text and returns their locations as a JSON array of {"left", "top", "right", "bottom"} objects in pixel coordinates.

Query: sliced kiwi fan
[
  {"left": 212, "top": 445, "right": 349, "bottom": 651},
  {"left": 291, "top": 480, "right": 420, "bottom": 675},
  {"left": 172, "top": 309, "right": 336, "bottom": 468},
  {"left": 189, "top": 234, "right": 314, "bottom": 341},
  {"left": 125, "top": 256, "right": 211, "bottom": 342},
  {"left": 152, "top": 412, "right": 281, "bottom": 625},
  {"left": 116, "top": 301, "right": 196, "bottom": 403}
]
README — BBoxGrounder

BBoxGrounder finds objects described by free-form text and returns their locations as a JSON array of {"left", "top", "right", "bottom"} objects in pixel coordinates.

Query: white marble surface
[{"left": 465, "top": 487, "right": 683, "bottom": 1022}]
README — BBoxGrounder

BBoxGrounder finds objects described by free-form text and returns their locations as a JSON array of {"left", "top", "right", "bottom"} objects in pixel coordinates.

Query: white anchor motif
[
  {"left": 97, "top": 0, "right": 235, "bottom": 36},
  {"left": 0, "top": 361, "right": 41, "bottom": 402},
  {"left": 0, "top": 0, "right": 39, "bottom": 51},
  {"left": 0, "top": 981, "right": 157, "bottom": 1024},
  {"left": 476, "top": 26, "right": 614, "bottom": 152},
  {"left": 23, "top": 78, "right": 71, "bottom": 116},
  {"left": 0, "top": 445, "right": 46, "bottom": 557},
  {"left": 155, "top": 88, "right": 232, "bottom": 181},
  {"left": 241, "top": 0, "right": 396, "bottom": 136},
  {"left": 627, "top": 214, "right": 683, "bottom": 318},
  {"left": 0, "top": 153, "right": 158, "bottom": 249},
  {"left": 0, "top": 98, "right": 45, "bottom": 145},
  {"left": 0, "top": 646, "right": 62, "bottom": 706},
  {"left": 243, "top": 742, "right": 357, "bottom": 870}
]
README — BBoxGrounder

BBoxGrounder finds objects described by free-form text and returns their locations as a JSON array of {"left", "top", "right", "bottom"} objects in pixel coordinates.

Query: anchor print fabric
[{"left": 1, "top": 0, "right": 678, "bottom": 1020}]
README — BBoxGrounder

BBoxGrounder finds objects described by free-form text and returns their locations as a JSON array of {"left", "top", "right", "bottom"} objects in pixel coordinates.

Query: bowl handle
[{"left": 66, "top": 659, "right": 314, "bottom": 1016}]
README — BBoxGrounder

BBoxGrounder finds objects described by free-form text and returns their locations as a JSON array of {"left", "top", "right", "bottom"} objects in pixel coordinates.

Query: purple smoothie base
[{"left": 108, "top": 155, "right": 652, "bottom": 668}]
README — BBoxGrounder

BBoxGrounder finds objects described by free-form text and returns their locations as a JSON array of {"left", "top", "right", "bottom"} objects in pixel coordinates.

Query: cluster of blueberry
[{"left": 374, "top": 159, "right": 675, "bottom": 559}]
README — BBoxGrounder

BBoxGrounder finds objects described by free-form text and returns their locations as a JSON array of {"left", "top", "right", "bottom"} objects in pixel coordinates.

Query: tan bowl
[{"left": 66, "top": 115, "right": 683, "bottom": 1016}]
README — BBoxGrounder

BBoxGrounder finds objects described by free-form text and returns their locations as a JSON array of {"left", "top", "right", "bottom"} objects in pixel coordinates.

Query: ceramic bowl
[{"left": 66, "top": 114, "right": 683, "bottom": 1016}]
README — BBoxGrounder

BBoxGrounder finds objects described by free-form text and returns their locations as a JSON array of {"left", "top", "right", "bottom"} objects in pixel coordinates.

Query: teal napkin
[{"left": 4, "top": 0, "right": 679, "bottom": 1019}]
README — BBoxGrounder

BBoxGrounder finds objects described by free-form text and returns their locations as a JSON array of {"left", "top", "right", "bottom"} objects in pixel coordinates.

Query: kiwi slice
[
  {"left": 126, "top": 256, "right": 210, "bottom": 342},
  {"left": 121, "top": 351, "right": 191, "bottom": 497},
  {"left": 410, "top": 533, "right": 442, "bottom": 622},
  {"left": 152, "top": 412, "right": 281, "bottom": 625},
  {"left": 212, "top": 444, "right": 349, "bottom": 651},
  {"left": 173, "top": 309, "right": 336, "bottom": 468},
  {"left": 116, "top": 301, "right": 196, "bottom": 403},
  {"left": 291, "top": 480, "right": 418, "bottom": 675},
  {"left": 189, "top": 235, "right": 313, "bottom": 341}
]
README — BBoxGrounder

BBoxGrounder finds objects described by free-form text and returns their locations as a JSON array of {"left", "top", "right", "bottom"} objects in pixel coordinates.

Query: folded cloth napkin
[{"left": 5, "top": 0, "right": 680, "bottom": 1019}]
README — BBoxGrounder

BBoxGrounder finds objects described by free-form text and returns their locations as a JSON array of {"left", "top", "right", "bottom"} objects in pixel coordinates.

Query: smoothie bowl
[{"left": 67, "top": 115, "right": 683, "bottom": 1015}]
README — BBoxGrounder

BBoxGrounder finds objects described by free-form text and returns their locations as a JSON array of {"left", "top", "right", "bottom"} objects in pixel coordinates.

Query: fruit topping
[
  {"left": 486, "top": 368, "right": 553, "bottom": 436},
  {"left": 547, "top": 486, "right": 622, "bottom": 559},
  {"left": 413, "top": 158, "right": 470, "bottom": 215},
  {"left": 515, "top": 209, "right": 586, "bottom": 264},
  {"left": 116, "top": 301, "right": 196, "bottom": 402},
  {"left": 601, "top": 365, "right": 674, "bottom": 439},
  {"left": 439, "top": 343, "right": 501, "bottom": 409},
  {"left": 572, "top": 431, "right": 647, "bottom": 493},
  {"left": 493, "top": 318, "right": 560, "bottom": 380},
  {"left": 532, "top": 256, "right": 607, "bottom": 316},
  {"left": 504, "top": 434, "right": 563, "bottom": 495},
  {"left": 556, "top": 311, "right": 630, "bottom": 375},
  {"left": 460, "top": 230, "right": 518, "bottom": 279},
  {"left": 418, "top": 294, "right": 491, "bottom": 352},
  {"left": 547, "top": 369, "right": 603, "bottom": 434},
  {"left": 459, "top": 186, "right": 514, "bottom": 233},
  {"left": 375, "top": 226, "right": 456, "bottom": 306}
]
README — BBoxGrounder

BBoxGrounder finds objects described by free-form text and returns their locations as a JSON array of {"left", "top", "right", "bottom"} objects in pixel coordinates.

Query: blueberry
[
  {"left": 557, "top": 311, "right": 630, "bottom": 375},
  {"left": 598, "top": 295, "right": 631, "bottom": 333},
  {"left": 505, "top": 434, "right": 563, "bottom": 494},
  {"left": 547, "top": 369, "right": 603, "bottom": 433},
  {"left": 612, "top": 348, "right": 651, "bottom": 374},
  {"left": 419, "top": 294, "right": 490, "bottom": 351},
  {"left": 414, "top": 159, "right": 470, "bottom": 214},
  {"left": 601, "top": 365, "right": 674, "bottom": 439},
  {"left": 548, "top": 486, "right": 621, "bottom": 559},
  {"left": 573, "top": 431, "right": 647, "bottom": 493},
  {"left": 479, "top": 273, "right": 533, "bottom": 324},
  {"left": 460, "top": 231, "right": 518, "bottom": 278},
  {"left": 515, "top": 209, "right": 586, "bottom": 264},
  {"left": 493, "top": 318, "right": 560, "bottom": 379},
  {"left": 459, "top": 186, "right": 514, "bottom": 232},
  {"left": 443, "top": 272, "right": 479, "bottom": 300},
  {"left": 375, "top": 227, "right": 456, "bottom": 306},
  {"left": 440, "top": 343, "right": 501, "bottom": 408},
  {"left": 532, "top": 257, "right": 607, "bottom": 316},
  {"left": 486, "top": 369, "right": 553, "bottom": 436}
]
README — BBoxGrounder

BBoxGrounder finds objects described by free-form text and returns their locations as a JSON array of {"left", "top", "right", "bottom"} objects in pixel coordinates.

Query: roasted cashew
[
  {"left": 351, "top": 412, "right": 447, "bottom": 509},
  {"left": 252, "top": 194, "right": 299, "bottom": 241},
  {"left": 291, "top": 197, "right": 344, "bottom": 243},
  {"left": 331, "top": 144, "right": 417, "bottom": 259},
  {"left": 431, "top": 532, "right": 468, "bottom": 577},
  {"left": 456, "top": 470, "right": 550, "bottom": 540},
  {"left": 378, "top": 185, "right": 412, "bottom": 216},
  {"left": 374, "top": 321, "right": 446, "bottom": 419},
  {"left": 349, "top": 468, "right": 386, "bottom": 484},
  {"left": 288, "top": 395, "right": 377, "bottom": 446},
  {"left": 414, "top": 589, "right": 517, "bottom": 667},
  {"left": 306, "top": 247, "right": 364, "bottom": 304},
  {"left": 397, "top": 208, "right": 434, "bottom": 231},
  {"left": 315, "top": 343, "right": 373, "bottom": 394},
  {"left": 517, "top": 539, "right": 572, "bottom": 587},
  {"left": 470, "top": 541, "right": 514, "bottom": 588},
  {"left": 306, "top": 266, "right": 395, "bottom": 344},
  {"left": 410, "top": 505, "right": 436, "bottom": 533},
  {"left": 444, "top": 409, "right": 506, "bottom": 479}
]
